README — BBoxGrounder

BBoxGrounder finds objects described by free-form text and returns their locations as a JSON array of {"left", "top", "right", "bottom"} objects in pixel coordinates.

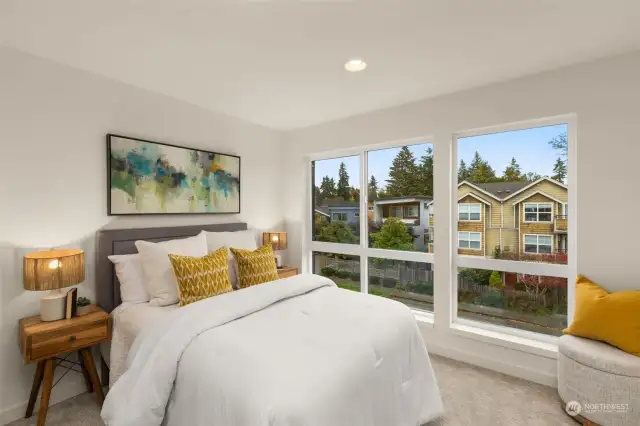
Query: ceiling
[{"left": 2, "top": 1, "right": 640, "bottom": 130}]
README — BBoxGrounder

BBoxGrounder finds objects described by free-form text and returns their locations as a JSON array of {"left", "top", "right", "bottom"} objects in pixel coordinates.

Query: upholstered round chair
[{"left": 558, "top": 335, "right": 640, "bottom": 426}]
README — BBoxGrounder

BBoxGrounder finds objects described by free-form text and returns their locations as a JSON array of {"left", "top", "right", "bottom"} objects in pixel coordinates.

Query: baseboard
[{"left": 427, "top": 341, "right": 558, "bottom": 388}]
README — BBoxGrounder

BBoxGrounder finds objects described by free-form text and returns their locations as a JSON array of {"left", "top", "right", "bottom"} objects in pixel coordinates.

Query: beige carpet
[{"left": 7, "top": 355, "right": 576, "bottom": 426}]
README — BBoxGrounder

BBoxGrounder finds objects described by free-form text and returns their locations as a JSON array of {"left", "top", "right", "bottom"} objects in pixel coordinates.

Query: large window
[
  {"left": 455, "top": 120, "right": 572, "bottom": 336},
  {"left": 309, "top": 141, "right": 434, "bottom": 314},
  {"left": 459, "top": 204, "right": 481, "bottom": 221},
  {"left": 524, "top": 203, "right": 553, "bottom": 222},
  {"left": 524, "top": 234, "right": 553, "bottom": 254},
  {"left": 458, "top": 232, "right": 481, "bottom": 250}
]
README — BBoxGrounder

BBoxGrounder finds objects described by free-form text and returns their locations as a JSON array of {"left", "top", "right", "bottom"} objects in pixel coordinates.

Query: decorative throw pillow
[
  {"left": 168, "top": 248, "right": 233, "bottom": 307},
  {"left": 230, "top": 244, "right": 279, "bottom": 289},
  {"left": 564, "top": 275, "right": 640, "bottom": 356},
  {"left": 201, "top": 230, "right": 258, "bottom": 289}
]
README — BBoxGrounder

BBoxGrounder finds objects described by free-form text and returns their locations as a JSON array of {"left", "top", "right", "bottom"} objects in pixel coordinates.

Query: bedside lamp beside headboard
[{"left": 263, "top": 232, "right": 287, "bottom": 268}]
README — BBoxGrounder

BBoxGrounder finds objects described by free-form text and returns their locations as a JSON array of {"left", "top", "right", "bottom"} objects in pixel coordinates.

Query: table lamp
[
  {"left": 263, "top": 232, "right": 287, "bottom": 268},
  {"left": 23, "top": 249, "right": 85, "bottom": 321}
]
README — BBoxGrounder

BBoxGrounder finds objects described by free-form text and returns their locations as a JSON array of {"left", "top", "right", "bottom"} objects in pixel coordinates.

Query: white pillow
[
  {"left": 202, "top": 230, "right": 258, "bottom": 288},
  {"left": 134, "top": 233, "right": 208, "bottom": 306},
  {"left": 108, "top": 254, "right": 149, "bottom": 304}
]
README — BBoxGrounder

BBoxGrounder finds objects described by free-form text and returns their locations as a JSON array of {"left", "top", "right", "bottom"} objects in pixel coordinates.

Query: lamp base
[
  {"left": 274, "top": 254, "right": 282, "bottom": 268},
  {"left": 40, "top": 289, "right": 66, "bottom": 322}
]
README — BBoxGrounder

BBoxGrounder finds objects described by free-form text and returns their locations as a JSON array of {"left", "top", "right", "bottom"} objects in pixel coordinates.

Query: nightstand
[
  {"left": 277, "top": 266, "right": 299, "bottom": 279},
  {"left": 18, "top": 305, "right": 111, "bottom": 426}
]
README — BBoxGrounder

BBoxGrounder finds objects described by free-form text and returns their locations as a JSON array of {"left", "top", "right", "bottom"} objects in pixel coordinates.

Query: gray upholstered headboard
[{"left": 96, "top": 223, "right": 248, "bottom": 312}]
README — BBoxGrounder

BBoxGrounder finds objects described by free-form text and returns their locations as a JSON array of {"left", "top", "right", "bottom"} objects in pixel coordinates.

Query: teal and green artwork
[{"left": 107, "top": 134, "right": 240, "bottom": 215}]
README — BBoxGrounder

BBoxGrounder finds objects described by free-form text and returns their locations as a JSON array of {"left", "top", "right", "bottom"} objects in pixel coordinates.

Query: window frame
[
  {"left": 451, "top": 115, "right": 577, "bottom": 343},
  {"left": 458, "top": 203, "right": 482, "bottom": 222},
  {"left": 523, "top": 202, "right": 554, "bottom": 223},
  {"left": 305, "top": 114, "right": 576, "bottom": 351},
  {"left": 523, "top": 234, "right": 553, "bottom": 254},
  {"left": 458, "top": 231, "right": 482, "bottom": 250},
  {"left": 331, "top": 212, "right": 348, "bottom": 222},
  {"left": 403, "top": 205, "right": 419, "bottom": 218}
]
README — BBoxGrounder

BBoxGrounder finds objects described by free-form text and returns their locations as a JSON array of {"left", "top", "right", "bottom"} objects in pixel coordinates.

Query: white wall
[
  {"left": 0, "top": 47, "right": 285, "bottom": 423},
  {"left": 283, "top": 51, "right": 640, "bottom": 384}
]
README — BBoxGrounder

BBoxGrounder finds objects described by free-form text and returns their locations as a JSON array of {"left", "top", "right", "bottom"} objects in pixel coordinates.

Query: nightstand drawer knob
[{"left": 69, "top": 335, "right": 77, "bottom": 342}]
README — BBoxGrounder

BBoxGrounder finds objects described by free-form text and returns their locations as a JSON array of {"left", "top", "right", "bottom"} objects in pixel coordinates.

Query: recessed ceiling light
[{"left": 345, "top": 59, "right": 367, "bottom": 72}]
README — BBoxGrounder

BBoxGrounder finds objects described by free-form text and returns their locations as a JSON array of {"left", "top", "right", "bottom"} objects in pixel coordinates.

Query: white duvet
[{"left": 101, "top": 274, "right": 443, "bottom": 426}]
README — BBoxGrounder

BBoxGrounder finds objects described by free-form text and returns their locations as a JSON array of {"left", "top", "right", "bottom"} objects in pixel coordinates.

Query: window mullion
[{"left": 359, "top": 149, "right": 368, "bottom": 294}]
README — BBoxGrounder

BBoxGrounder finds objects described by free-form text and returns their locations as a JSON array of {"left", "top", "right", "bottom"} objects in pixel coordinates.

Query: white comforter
[{"left": 101, "top": 274, "right": 443, "bottom": 426}]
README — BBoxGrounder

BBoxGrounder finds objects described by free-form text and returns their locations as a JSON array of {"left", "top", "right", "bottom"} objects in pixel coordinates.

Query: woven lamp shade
[
  {"left": 23, "top": 249, "right": 85, "bottom": 291},
  {"left": 263, "top": 232, "right": 287, "bottom": 251}
]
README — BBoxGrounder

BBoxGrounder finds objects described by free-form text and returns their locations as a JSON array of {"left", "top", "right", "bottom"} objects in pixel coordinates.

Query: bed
[{"left": 96, "top": 224, "right": 443, "bottom": 426}]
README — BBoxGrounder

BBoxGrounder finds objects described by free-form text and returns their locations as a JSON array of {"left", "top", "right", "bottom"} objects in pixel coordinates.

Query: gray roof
[
  {"left": 470, "top": 181, "right": 531, "bottom": 199},
  {"left": 314, "top": 206, "right": 329, "bottom": 216},
  {"left": 324, "top": 202, "right": 359, "bottom": 208},
  {"left": 375, "top": 195, "right": 433, "bottom": 202}
]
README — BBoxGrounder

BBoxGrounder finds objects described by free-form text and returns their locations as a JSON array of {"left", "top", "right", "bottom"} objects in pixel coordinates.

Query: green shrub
[
  {"left": 336, "top": 270, "right": 350, "bottom": 279},
  {"left": 370, "top": 276, "right": 380, "bottom": 285},
  {"left": 409, "top": 281, "right": 434, "bottom": 295},
  {"left": 475, "top": 292, "right": 505, "bottom": 309},
  {"left": 489, "top": 271, "right": 504, "bottom": 290},
  {"left": 382, "top": 278, "right": 397, "bottom": 288},
  {"left": 350, "top": 272, "right": 361, "bottom": 281},
  {"left": 459, "top": 268, "right": 493, "bottom": 286},
  {"left": 514, "top": 281, "right": 527, "bottom": 291},
  {"left": 320, "top": 267, "right": 336, "bottom": 277}
]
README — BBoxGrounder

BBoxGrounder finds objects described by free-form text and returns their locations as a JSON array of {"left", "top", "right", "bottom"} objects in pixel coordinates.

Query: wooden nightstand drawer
[
  {"left": 277, "top": 267, "right": 299, "bottom": 279},
  {"left": 19, "top": 305, "right": 111, "bottom": 364},
  {"left": 30, "top": 320, "right": 109, "bottom": 361}
]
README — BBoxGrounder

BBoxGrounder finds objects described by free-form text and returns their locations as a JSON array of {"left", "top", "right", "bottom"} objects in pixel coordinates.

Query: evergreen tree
[
  {"left": 502, "top": 157, "right": 523, "bottom": 181},
  {"left": 313, "top": 186, "right": 322, "bottom": 205},
  {"left": 368, "top": 175, "right": 379, "bottom": 200},
  {"left": 417, "top": 147, "right": 434, "bottom": 196},
  {"left": 458, "top": 159, "right": 470, "bottom": 182},
  {"left": 377, "top": 187, "right": 388, "bottom": 200},
  {"left": 336, "top": 162, "right": 350, "bottom": 200},
  {"left": 319, "top": 175, "right": 336, "bottom": 200},
  {"left": 468, "top": 151, "right": 497, "bottom": 183},
  {"left": 551, "top": 157, "right": 567, "bottom": 183},
  {"left": 350, "top": 187, "right": 360, "bottom": 202},
  {"left": 386, "top": 146, "right": 419, "bottom": 196}
]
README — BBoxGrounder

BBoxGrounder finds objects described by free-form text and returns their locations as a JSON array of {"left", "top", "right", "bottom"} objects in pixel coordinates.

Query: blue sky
[{"left": 314, "top": 124, "right": 567, "bottom": 188}]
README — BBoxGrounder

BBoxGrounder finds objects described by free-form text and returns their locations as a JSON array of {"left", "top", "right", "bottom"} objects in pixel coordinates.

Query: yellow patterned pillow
[
  {"left": 230, "top": 244, "right": 279, "bottom": 289},
  {"left": 168, "top": 248, "right": 233, "bottom": 307}
]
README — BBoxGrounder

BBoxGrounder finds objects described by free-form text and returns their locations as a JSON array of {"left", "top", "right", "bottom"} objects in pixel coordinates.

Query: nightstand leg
[
  {"left": 25, "top": 361, "right": 44, "bottom": 418},
  {"left": 37, "top": 358, "right": 55, "bottom": 426},
  {"left": 81, "top": 348, "right": 105, "bottom": 405},
  {"left": 78, "top": 351, "right": 94, "bottom": 393}
]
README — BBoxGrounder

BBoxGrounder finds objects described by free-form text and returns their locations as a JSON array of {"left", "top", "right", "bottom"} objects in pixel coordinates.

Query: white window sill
[
  {"left": 413, "top": 309, "right": 435, "bottom": 327},
  {"left": 449, "top": 320, "right": 558, "bottom": 359}
]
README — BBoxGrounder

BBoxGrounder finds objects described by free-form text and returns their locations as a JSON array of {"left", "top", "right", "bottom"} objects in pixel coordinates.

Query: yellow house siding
[
  {"left": 485, "top": 229, "right": 501, "bottom": 256},
  {"left": 458, "top": 195, "right": 485, "bottom": 256}
]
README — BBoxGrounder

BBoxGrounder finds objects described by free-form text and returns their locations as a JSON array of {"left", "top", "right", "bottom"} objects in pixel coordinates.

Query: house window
[
  {"left": 354, "top": 212, "right": 360, "bottom": 218},
  {"left": 524, "top": 203, "right": 553, "bottom": 222},
  {"left": 458, "top": 232, "right": 481, "bottom": 250},
  {"left": 524, "top": 234, "right": 553, "bottom": 254},
  {"left": 404, "top": 205, "right": 419, "bottom": 217},
  {"left": 391, "top": 206, "right": 402, "bottom": 217},
  {"left": 368, "top": 206, "right": 374, "bottom": 211},
  {"left": 459, "top": 203, "right": 481, "bottom": 221},
  {"left": 332, "top": 212, "right": 347, "bottom": 221}
]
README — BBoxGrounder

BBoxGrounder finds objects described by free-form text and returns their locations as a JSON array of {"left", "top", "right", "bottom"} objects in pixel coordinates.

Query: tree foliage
[
  {"left": 549, "top": 132, "right": 568, "bottom": 162},
  {"left": 386, "top": 146, "right": 420, "bottom": 196},
  {"left": 319, "top": 176, "right": 336, "bottom": 200},
  {"left": 317, "top": 221, "right": 357, "bottom": 244},
  {"left": 417, "top": 147, "right": 434, "bottom": 197},
  {"left": 551, "top": 157, "right": 567, "bottom": 183},
  {"left": 336, "top": 162, "right": 350, "bottom": 200},
  {"left": 468, "top": 151, "right": 497, "bottom": 183},
  {"left": 370, "top": 218, "right": 415, "bottom": 251},
  {"left": 368, "top": 175, "right": 379, "bottom": 200},
  {"left": 458, "top": 159, "right": 471, "bottom": 182},
  {"left": 489, "top": 271, "right": 504, "bottom": 290},
  {"left": 502, "top": 157, "right": 524, "bottom": 181}
]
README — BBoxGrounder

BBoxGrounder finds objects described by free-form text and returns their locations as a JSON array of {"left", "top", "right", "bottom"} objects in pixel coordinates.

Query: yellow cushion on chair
[
  {"left": 230, "top": 244, "right": 279, "bottom": 289},
  {"left": 563, "top": 275, "right": 640, "bottom": 356},
  {"left": 168, "top": 248, "right": 233, "bottom": 307}
]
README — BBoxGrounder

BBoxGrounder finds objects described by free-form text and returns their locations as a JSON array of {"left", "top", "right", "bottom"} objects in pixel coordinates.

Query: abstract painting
[{"left": 107, "top": 134, "right": 240, "bottom": 215}]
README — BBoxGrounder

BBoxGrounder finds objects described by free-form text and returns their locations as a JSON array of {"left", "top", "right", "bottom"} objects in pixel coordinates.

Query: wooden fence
[{"left": 314, "top": 255, "right": 434, "bottom": 284}]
